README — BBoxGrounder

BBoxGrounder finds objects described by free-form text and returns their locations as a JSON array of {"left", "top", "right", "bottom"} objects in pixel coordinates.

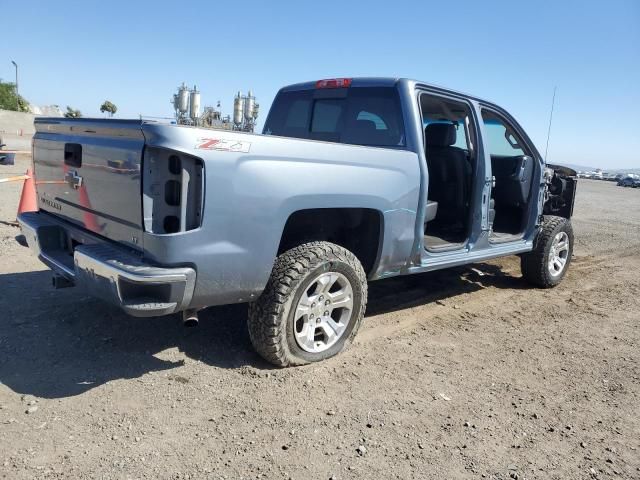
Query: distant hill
[{"left": 555, "top": 162, "right": 640, "bottom": 175}]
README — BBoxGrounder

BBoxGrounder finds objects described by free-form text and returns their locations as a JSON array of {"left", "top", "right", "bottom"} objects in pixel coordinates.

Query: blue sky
[{"left": 1, "top": 0, "right": 639, "bottom": 168}]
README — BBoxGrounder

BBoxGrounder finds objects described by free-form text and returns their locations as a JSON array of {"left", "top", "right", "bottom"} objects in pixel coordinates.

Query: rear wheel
[
  {"left": 248, "top": 242, "right": 367, "bottom": 367},
  {"left": 521, "top": 215, "right": 573, "bottom": 288}
]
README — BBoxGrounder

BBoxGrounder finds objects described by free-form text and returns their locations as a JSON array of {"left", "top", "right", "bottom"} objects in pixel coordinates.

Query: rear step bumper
[{"left": 18, "top": 211, "right": 196, "bottom": 317}]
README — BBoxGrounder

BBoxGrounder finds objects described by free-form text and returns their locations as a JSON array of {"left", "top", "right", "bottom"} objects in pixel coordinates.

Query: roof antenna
[{"left": 544, "top": 86, "right": 557, "bottom": 162}]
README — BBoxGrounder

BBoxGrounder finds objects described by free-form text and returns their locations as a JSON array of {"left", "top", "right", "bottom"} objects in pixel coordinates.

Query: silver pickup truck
[{"left": 18, "top": 77, "right": 577, "bottom": 366}]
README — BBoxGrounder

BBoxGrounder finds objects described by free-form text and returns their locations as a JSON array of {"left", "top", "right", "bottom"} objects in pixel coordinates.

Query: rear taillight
[
  {"left": 142, "top": 148, "right": 204, "bottom": 234},
  {"left": 315, "top": 78, "right": 352, "bottom": 89}
]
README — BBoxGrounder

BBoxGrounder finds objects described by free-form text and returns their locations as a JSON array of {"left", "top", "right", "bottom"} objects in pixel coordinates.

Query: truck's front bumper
[{"left": 18, "top": 211, "right": 196, "bottom": 317}]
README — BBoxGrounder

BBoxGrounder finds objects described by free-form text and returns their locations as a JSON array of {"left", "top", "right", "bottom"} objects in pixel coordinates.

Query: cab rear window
[{"left": 264, "top": 87, "right": 405, "bottom": 148}]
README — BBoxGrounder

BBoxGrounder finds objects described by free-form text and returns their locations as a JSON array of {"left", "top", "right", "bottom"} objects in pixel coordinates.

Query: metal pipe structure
[
  {"left": 233, "top": 92, "right": 244, "bottom": 127},
  {"left": 171, "top": 84, "right": 259, "bottom": 131},
  {"left": 189, "top": 86, "right": 201, "bottom": 122}
]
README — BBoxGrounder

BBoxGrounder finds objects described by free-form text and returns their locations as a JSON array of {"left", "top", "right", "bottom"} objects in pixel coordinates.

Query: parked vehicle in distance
[
  {"left": 0, "top": 143, "right": 15, "bottom": 166},
  {"left": 18, "top": 77, "right": 578, "bottom": 366},
  {"left": 614, "top": 173, "right": 627, "bottom": 183},
  {"left": 578, "top": 170, "right": 605, "bottom": 179},
  {"left": 618, "top": 176, "right": 640, "bottom": 188}
]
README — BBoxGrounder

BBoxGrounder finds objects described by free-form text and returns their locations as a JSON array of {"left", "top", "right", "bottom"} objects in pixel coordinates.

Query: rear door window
[
  {"left": 285, "top": 99, "right": 311, "bottom": 129},
  {"left": 310, "top": 99, "right": 344, "bottom": 142},
  {"left": 264, "top": 87, "right": 405, "bottom": 148}
]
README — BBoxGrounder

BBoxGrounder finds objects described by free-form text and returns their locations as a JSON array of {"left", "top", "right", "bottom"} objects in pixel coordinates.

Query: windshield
[{"left": 263, "top": 87, "right": 405, "bottom": 148}]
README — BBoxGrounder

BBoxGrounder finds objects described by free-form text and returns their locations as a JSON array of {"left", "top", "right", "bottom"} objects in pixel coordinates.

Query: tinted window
[
  {"left": 481, "top": 111, "right": 527, "bottom": 156},
  {"left": 357, "top": 111, "right": 387, "bottom": 129},
  {"left": 285, "top": 99, "right": 310, "bottom": 129},
  {"left": 264, "top": 87, "right": 405, "bottom": 148},
  {"left": 311, "top": 99, "right": 343, "bottom": 133}
]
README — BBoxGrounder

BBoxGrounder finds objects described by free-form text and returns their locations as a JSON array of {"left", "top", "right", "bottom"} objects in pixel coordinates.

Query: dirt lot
[{"left": 1, "top": 155, "right": 639, "bottom": 480}]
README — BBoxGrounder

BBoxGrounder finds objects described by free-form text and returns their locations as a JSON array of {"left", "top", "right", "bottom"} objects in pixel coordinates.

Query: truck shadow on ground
[{"left": 0, "top": 261, "right": 524, "bottom": 399}]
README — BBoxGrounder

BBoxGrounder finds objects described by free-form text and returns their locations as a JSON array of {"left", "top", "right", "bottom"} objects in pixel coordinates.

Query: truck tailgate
[{"left": 33, "top": 118, "right": 144, "bottom": 250}]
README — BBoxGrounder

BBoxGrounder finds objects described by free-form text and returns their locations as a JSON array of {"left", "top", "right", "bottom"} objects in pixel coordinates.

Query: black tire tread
[
  {"left": 247, "top": 241, "right": 367, "bottom": 367},
  {"left": 521, "top": 215, "right": 572, "bottom": 288}
]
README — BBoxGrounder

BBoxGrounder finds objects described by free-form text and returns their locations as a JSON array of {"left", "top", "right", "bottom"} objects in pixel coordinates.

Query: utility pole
[{"left": 11, "top": 60, "right": 18, "bottom": 109}]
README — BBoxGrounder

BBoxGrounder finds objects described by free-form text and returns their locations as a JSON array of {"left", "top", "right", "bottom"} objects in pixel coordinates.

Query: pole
[
  {"left": 544, "top": 86, "right": 556, "bottom": 162},
  {"left": 11, "top": 61, "right": 18, "bottom": 110}
]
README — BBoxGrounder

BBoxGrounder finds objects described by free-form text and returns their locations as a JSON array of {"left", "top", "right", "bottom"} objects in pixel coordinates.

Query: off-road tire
[
  {"left": 247, "top": 242, "right": 367, "bottom": 367},
  {"left": 521, "top": 215, "right": 574, "bottom": 288}
]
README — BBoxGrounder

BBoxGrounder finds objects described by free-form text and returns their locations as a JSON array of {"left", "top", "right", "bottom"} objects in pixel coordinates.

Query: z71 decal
[{"left": 195, "top": 138, "right": 251, "bottom": 153}]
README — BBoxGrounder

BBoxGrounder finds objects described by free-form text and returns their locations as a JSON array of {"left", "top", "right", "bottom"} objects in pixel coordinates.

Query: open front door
[{"left": 480, "top": 109, "right": 543, "bottom": 243}]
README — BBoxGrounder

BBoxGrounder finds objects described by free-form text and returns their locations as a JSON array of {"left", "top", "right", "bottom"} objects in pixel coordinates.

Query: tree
[
  {"left": 0, "top": 80, "right": 29, "bottom": 112},
  {"left": 64, "top": 106, "right": 82, "bottom": 118},
  {"left": 100, "top": 100, "right": 117, "bottom": 117}
]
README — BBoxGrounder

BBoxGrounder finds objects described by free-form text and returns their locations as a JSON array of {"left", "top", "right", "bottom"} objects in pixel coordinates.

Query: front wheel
[
  {"left": 248, "top": 242, "right": 368, "bottom": 367},
  {"left": 521, "top": 216, "right": 574, "bottom": 288}
]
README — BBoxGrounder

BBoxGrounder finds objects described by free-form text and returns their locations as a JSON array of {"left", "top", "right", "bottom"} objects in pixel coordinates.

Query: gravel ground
[{"left": 1, "top": 155, "right": 639, "bottom": 480}]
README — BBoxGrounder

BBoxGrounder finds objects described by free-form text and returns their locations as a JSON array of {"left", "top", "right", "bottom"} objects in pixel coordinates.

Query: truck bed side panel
[{"left": 141, "top": 124, "right": 421, "bottom": 308}]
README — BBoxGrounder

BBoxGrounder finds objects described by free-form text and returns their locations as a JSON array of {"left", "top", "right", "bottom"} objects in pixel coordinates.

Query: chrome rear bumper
[{"left": 18, "top": 211, "right": 196, "bottom": 317}]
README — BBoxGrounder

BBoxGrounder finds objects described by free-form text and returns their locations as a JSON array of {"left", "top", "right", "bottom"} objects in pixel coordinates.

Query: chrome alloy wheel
[
  {"left": 548, "top": 231, "right": 570, "bottom": 277},
  {"left": 293, "top": 271, "right": 354, "bottom": 353}
]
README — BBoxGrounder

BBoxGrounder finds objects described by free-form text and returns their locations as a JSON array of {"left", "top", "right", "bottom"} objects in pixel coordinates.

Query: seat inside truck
[{"left": 421, "top": 95, "right": 476, "bottom": 249}]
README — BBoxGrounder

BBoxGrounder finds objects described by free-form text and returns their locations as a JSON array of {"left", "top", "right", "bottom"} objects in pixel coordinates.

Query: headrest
[{"left": 425, "top": 123, "right": 456, "bottom": 147}]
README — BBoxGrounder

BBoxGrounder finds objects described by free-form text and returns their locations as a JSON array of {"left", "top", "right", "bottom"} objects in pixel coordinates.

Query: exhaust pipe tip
[{"left": 182, "top": 309, "right": 199, "bottom": 327}]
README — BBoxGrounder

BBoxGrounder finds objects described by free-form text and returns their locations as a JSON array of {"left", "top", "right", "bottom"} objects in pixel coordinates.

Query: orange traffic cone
[
  {"left": 63, "top": 162, "right": 100, "bottom": 232},
  {"left": 17, "top": 168, "right": 38, "bottom": 215},
  {"left": 78, "top": 183, "right": 101, "bottom": 232}
]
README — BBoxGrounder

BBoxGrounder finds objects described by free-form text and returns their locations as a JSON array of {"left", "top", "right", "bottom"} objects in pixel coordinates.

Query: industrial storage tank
[
  {"left": 176, "top": 84, "right": 189, "bottom": 114},
  {"left": 189, "top": 86, "right": 201, "bottom": 121},
  {"left": 170, "top": 84, "right": 259, "bottom": 131},
  {"left": 233, "top": 92, "right": 244, "bottom": 126},
  {"left": 243, "top": 91, "right": 255, "bottom": 123}
]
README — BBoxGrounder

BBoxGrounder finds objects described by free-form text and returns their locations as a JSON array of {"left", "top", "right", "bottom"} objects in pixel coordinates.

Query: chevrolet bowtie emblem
[{"left": 65, "top": 170, "right": 83, "bottom": 189}]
